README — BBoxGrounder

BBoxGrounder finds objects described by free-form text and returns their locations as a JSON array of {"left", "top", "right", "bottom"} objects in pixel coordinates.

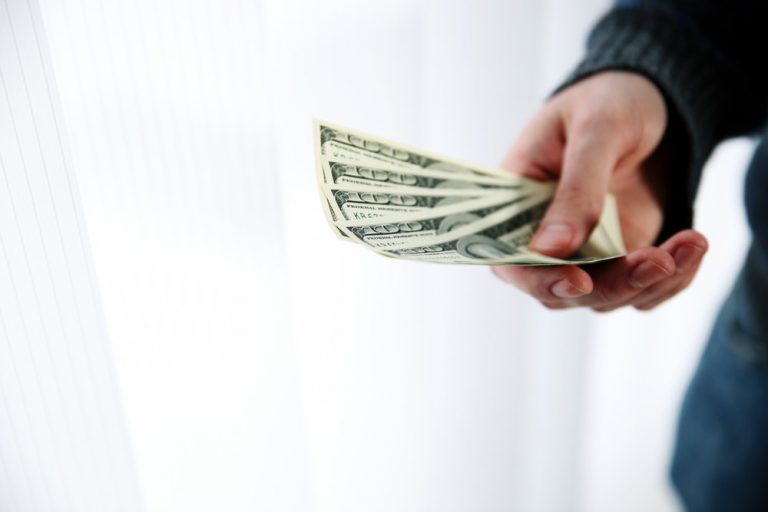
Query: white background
[{"left": 0, "top": 0, "right": 755, "bottom": 510}]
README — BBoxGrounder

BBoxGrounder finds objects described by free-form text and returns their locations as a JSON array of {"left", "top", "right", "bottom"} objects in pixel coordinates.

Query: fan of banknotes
[{"left": 314, "top": 119, "right": 626, "bottom": 265}]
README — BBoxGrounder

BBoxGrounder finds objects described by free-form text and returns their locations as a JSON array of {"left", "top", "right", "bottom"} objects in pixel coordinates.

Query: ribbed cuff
[{"left": 557, "top": 7, "right": 755, "bottom": 241}]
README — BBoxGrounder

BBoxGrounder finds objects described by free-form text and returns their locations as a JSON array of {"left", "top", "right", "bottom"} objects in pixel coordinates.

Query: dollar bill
[
  {"left": 317, "top": 193, "right": 353, "bottom": 240},
  {"left": 383, "top": 198, "right": 549, "bottom": 255},
  {"left": 389, "top": 195, "right": 624, "bottom": 265},
  {"left": 321, "top": 157, "right": 537, "bottom": 190},
  {"left": 326, "top": 187, "right": 481, "bottom": 223},
  {"left": 314, "top": 119, "right": 627, "bottom": 265},
  {"left": 341, "top": 195, "right": 544, "bottom": 252},
  {"left": 314, "top": 119, "right": 513, "bottom": 179},
  {"left": 324, "top": 182, "right": 550, "bottom": 224}
]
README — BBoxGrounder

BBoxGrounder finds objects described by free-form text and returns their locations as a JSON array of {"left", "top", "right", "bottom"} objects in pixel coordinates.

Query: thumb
[{"left": 529, "top": 126, "right": 621, "bottom": 258}]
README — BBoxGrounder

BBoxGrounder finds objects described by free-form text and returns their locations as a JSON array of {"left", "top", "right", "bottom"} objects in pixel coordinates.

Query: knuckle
[
  {"left": 665, "top": 284, "right": 688, "bottom": 302},
  {"left": 632, "top": 284, "right": 680, "bottom": 311},
  {"left": 593, "top": 281, "right": 621, "bottom": 304},
  {"left": 533, "top": 278, "right": 559, "bottom": 301},
  {"left": 571, "top": 110, "right": 621, "bottom": 136},
  {"left": 540, "top": 300, "right": 558, "bottom": 310},
  {"left": 556, "top": 189, "right": 602, "bottom": 228},
  {"left": 535, "top": 288, "right": 556, "bottom": 303},
  {"left": 582, "top": 205, "right": 602, "bottom": 230},
  {"left": 540, "top": 300, "right": 567, "bottom": 311}
]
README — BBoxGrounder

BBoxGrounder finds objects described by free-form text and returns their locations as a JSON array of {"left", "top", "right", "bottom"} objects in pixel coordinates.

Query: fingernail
[
  {"left": 551, "top": 279, "right": 588, "bottom": 299},
  {"left": 673, "top": 244, "right": 705, "bottom": 273},
  {"left": 629, "top": 260, "right": 672, "bottom": 288},
  {"left": 532, "top": 223, "right": 573, "bottom": 253}
]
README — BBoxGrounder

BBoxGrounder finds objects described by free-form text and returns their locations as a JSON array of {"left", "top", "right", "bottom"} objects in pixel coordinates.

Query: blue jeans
[{"left": 671, "top": 139, "right": 768, "bottom": 511}]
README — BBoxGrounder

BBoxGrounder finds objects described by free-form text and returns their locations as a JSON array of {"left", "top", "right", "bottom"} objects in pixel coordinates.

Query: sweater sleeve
[{"left": 559, "top": 1, "right": 768, "bottom": 241}]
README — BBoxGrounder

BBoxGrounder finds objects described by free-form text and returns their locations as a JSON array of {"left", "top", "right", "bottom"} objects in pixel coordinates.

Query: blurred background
[{"left": 0, "top": 0, "right": 755, "bottom": 510}]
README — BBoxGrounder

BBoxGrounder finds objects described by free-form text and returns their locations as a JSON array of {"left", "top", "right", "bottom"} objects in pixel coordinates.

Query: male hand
[{"left": 492, "top": 71, "right": 708, "bottom": 311}]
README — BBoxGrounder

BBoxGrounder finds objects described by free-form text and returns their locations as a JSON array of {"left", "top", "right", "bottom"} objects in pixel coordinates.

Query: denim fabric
[{"left": 671, "top": 137, "right": 768, "bottom": 511}]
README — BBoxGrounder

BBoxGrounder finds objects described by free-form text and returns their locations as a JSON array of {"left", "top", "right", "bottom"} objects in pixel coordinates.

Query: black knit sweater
[{"left": 560, "top": 0, "right": 768, "bottom": 241}]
